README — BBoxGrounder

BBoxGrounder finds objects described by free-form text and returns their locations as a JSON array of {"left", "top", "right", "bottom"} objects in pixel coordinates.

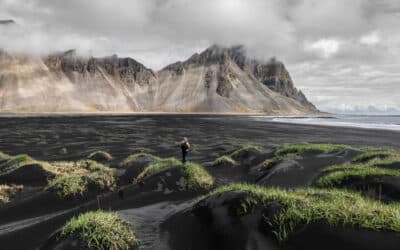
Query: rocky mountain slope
[{"left": 0, "top": 45, "right": 318, "bottom": 113}]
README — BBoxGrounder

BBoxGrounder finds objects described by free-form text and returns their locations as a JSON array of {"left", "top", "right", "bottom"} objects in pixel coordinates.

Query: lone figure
[{"left": 180, "top": 137, "right": 190, "bottom": 163}]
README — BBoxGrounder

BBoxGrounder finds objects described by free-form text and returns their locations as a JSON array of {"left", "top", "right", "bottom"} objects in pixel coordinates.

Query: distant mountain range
[{"left": 0, "top": 44, "right": 318, "bottom": 114}]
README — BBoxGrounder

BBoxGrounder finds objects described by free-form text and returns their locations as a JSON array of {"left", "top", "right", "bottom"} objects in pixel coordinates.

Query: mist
[{"left": 1, "top": 0, "right": 400, "bottom": 113}]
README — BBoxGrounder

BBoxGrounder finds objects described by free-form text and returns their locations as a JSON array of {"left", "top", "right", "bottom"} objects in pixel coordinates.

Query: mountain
[
  {"left": 156, "top": 45, "right": 317, "bottom": 113},
  {"left": 0, "top": 45, "right": 318, "bottom": 113}
]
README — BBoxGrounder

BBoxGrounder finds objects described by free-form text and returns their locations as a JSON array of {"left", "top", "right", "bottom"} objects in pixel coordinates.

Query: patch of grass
[
  {"left": 205, "top": 183, "right": 400, "bottom": 242},
  {"left": 87, "top": 151, "right": 113, "bottom": 162},
  {"left": 61, "top": 211, "right": 136, "bottom": 250},
  {"left": 261, "top": 158, "right": 279, "bottom": 170},
  {"left": 136, "top": 158, "right": 213, "bottom": 190},
  {"left": 46, "top": 160, "right": 116, "bottom": 198},
  {"left": 0, "top": 184, "right": 23, "bottom": 203},
  {"left": 317, "top": 168, "right": 400, "bottom": 188},
  {"left": 318, "top": 147, "right": 400, "bottom": 188},
  {"left": 275, "top": 144, "right": 357, "bottom": 158},
  {"left": 352, "top": 148, "right": 399, "bottom": 164},
  {"left": 0, "top": 154, "right": 38, "bottom": 175},
  {"left": 0, "top": 151, "right": 11, "bottom": 161},
  {"left": 119, "top": 153, "right": 161, "bottom": 168},
  {"left": 181, "top": 162, "right": 214, "bottom": 189},
  {"left": 212, "top": 155, "right": 236, "bottom": 166},
  {"left": 136, "top": 158, "right": 181, "bottom": 180},
  {"left": 230, "top": 144, "right": 263, "bottom": 159},
  {"left": 58, "top": 147, "right": 68, "bottom": 155}
]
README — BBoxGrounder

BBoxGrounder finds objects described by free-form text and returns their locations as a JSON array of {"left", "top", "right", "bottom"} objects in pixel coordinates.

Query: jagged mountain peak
[
  {"left": 159, "top": 44, "right": 316, "bottom": 110},
  {"left": 44, "top": 50, "right": 156, "bottom": 86}
]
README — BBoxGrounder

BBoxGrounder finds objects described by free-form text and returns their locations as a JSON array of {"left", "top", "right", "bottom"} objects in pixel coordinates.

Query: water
[{"left": 254, "top": 114, "right": 400, "bottom": 131}]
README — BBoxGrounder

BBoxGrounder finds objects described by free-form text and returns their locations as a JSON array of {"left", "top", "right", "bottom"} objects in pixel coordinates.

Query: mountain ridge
[{"left": 0, "top": 45, "right": 318, "bottom": 114}]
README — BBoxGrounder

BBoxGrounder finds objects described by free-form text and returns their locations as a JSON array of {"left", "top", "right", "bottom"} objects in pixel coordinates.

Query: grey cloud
[{"left": 0, "top": 0, "right": 399, "bottom": 112}]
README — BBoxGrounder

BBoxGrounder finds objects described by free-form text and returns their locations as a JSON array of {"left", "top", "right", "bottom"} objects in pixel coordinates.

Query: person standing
[{"left": 180, "top": 137, "right": 190, "bottom": 163}]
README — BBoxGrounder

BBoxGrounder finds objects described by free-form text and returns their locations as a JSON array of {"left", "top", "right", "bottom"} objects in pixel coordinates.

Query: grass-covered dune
[
  {"left": 210, "top": 144, "right": 264, "bottom": 168},
  {"left": 211, "top": 155, "right": 237, "bottom": 167},
  {"left": 119, "top": 152, "right": 161, "bottom": 168},
  {"left": 44, "top": 211, "right": 137, "bottom": 250},
  {"left": 275, "top": 143, "right": 359, "bottom": 158},
  {"left": 0, "top": 184, "right": 23, "bottom": 205},
  {"left": 193, "top": 184, "right": 400, "bottom": 247},
  {"left": 0, "top": 153, "right": 57, "bottom": 185},
  {"left": 135, "top": 157, "right": 213, "bottom": 191},
  {"left": 316, "top": 147, "right": 400, "bottom": 201},
  {"left": 46, "top": 160, "right": 116, "bottom": 198},
  {"left": 87, "top": 150, "right": 113, "bottom": 163},
  {"left": 0, "top": 150, "right": 116, "bottom": 199},
  {"left": 118, "top": 153, "right": 161, "bottom": 184}
]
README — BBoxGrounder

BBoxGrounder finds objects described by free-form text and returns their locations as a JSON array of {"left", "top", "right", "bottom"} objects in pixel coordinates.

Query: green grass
[
  {"left": 351, "top": 149, "right": 396, "bottom": 163},
  {"left": 0, "top": 151, "right": 11, "bottom": 161},
  {"left": 61, "top": 211, "right": 136, "bottom": 250},
  {"left": 0, "top": 184, "right": 23, "bottom": 203},
  {"left": 46, "top": 160, "right": 116, "bottom": 198},
  {"left": 230, "top": 144, "right": 263, "bottom": 159},
  {"left": 211, "top": 144, "right": 262, "bottom": 166},
  {"left": 136, "top": 158, "right": 213, "bottom": 190},
  {"left": 205, "top": 183, "right": 400, "bottom": 242},
  {"left": 275, "top": 144, "right": 357, "bottom": 158},
  {"left": 317, "top": 168, "right": 400, "bottom": 188},
  {"left": 119, "top": 153, "right": 161, "bottom": 168},
  {"left": 0, "top": 154, "right": 39, "bottom": 175},
  {"left": 212, "top": 155, "right": 236, "bottom": 166},
  {"left": 59, "top": 147, "right": 68, "bottom": 155},
  {"left": 317, "top": 146, "right": 400, "bottom": 188},
  {"left": 261, "top": 158, "right": 279, "bottom": 170},
  {"left": 87, "top": 151, "right": 113, "bottom": 162}
]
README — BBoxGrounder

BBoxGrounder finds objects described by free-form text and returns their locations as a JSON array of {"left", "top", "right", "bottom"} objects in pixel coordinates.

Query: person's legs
[{"left": 182, "top": 150, "right": 187, "bottom": 163}]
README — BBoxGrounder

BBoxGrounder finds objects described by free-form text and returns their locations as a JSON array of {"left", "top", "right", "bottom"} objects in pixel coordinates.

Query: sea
[{"left": 253, "top": 114, "right": 400, "bottom": 131}]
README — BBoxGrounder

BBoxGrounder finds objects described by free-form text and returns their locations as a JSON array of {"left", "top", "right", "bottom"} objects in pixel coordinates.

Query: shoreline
[{"left": 0, "top": 111, "right": 329, "bottom": 117}]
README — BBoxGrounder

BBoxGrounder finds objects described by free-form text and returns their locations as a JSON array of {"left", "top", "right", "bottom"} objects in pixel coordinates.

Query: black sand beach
[
  {"left": 1, "top": 115, "right": 399, "bottom": 162},
  {"left": 0, "top": 115, "right": 400, "bottom": 250}
]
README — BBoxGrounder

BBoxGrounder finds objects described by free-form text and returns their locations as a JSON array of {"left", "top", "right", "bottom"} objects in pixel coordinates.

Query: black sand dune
[{"left": 0, "top": 115, "right": 399, "bottom": 250}]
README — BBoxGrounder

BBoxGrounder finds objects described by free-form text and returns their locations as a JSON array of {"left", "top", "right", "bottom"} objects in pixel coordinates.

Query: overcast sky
[{"left": 1, "top": 0, "right": 399, "bottom": 113}]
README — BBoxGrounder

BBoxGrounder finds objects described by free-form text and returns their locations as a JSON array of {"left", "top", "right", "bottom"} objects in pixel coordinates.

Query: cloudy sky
[{"left": 1, "top": 0, "right": 400, "bottom": 113}]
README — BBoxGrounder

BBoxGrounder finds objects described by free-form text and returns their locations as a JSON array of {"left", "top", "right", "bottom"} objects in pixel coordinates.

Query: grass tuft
[
  {"left": 261, "top": 158, "right": 279, "bottom": 170},
  {"left": 275, "top": 144, "right": 357, "bottom": 158},
  {"left": 87, "top": 151, "right": 113, "bottom": 162},
  {"left": 205, "top": 183, "right": 400, "bottom": 242},
  {"left": 136, "top": 158, "right": 213, "bottom": 190},
  {"left": 119, "top": 153, "right": 161, "bottom": 168},
  {"left": 0, "top": 151, "right": 11, "bottom": 161},
  {"left": 230, "top": 144, "right": 263, "bottom": 159},
  {"left": 0, "top": 184, "right": 23, "bottom": 203},
  {"left": 318, "top": 146, "right": 400, "bottom": 188},
  {"left": 61, "top": 211, "right": 136, "bottom": 250},
  {"left": 46, "top": 160, "right": 116, "bottom": 198},
  {"left": 0, "top": 154, "right": 38, "bottom": 175},
  {"left": 212, "top": 155, "right": 237, "bottom": 166}
]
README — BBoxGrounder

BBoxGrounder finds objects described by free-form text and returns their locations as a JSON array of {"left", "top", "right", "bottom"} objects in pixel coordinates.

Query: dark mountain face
[
  {"left": 162, "top": 45, "right": 317, "bottom": 111},
  {"left": 44, "top": 50, "right": 155, "bottom": 86},
  {"left": 223, "top": 45, "right": 316, "bottom": 109}
]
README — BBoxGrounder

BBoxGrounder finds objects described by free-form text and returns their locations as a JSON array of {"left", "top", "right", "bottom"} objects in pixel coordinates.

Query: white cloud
[
  {"left": 304, "top": 39, "right": 341, "bottom": 58},
  {"left": 360, "top": 31, "right": 381, "bottom": 45}
]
